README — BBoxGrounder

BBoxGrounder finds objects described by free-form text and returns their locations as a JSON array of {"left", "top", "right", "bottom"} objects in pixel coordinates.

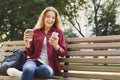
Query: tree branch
[{"left": 71, "top": 21, "right": 85, "bottom": 37}]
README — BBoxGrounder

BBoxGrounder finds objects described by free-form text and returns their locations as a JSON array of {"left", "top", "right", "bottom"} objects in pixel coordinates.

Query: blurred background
[{"left": 0, "top": 0, "right": 120, "bottom": 42}]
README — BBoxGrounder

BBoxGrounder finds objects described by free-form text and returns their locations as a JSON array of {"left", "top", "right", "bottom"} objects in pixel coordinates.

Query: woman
[{"left": 7, "top": 6, "right": 66, "bottom": 80}]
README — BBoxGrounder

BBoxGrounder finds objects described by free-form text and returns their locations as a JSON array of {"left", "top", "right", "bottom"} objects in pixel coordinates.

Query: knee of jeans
[
  {"left": 44, "top": 65, "right": 54, "bottom": 78},
  {"left": 23, "top": 65, "right": 36, "bottom": 73},
  {"left": 43, "top": 65, "right": 53, "bottom": 75},
  {"left": 49, "top": 71, "right": 54, "bottom": 78},
  {"left": 47, "top": 73, "right": 54, "bottom": 79},
  {"left": 35, "top": 65, "right": 54, "bottom": 79}
]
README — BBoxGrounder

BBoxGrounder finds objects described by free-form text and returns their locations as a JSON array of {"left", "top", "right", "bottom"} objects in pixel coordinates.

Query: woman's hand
[
  {"left": 49, "top": 37, "right": 60, "bottom": 50},
  {"left": 23, "top": 29, "right": 33, "bottom": 48}
]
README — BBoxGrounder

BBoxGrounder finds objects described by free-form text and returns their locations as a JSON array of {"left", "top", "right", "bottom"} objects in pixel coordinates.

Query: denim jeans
[{"left": 21, "top": 60, "right": 54, "bottom": 80}]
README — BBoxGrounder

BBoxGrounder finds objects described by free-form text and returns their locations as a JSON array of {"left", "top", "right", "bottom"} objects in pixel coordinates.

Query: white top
[{"left": 38, "top": 37, "right": 49, "bottom": 65}]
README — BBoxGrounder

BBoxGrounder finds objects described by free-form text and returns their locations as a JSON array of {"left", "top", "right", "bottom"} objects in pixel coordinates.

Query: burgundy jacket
[{"left": 25, "top": 27, "right": 67, "bottom": 75}]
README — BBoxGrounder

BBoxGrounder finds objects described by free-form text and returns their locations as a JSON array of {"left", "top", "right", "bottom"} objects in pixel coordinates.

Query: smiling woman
[
  {"left": 34, "top": 6, "right": 62, "bottom": 30},
  {"left": 44, "top": 11, "right": 56, "bottom": 29},
  {"left": 7, "top": 6, "right": 67, "bottom": 80}
]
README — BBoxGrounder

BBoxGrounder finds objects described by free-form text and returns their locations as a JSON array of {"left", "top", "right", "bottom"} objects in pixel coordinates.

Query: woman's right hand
[{"left": 23, "top": 29, "right": 33, "bottom": 48}]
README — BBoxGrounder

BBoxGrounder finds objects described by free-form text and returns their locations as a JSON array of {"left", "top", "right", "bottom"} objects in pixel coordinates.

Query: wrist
[
  {"left": 24, "top": 41, "right": 30, "bottom": 48},
  {"left": 55, "top": 44, "right": 60, "bottom": 50}
]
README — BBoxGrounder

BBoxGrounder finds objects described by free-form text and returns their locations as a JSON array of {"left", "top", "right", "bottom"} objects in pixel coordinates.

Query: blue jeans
[{"left": 21, "top": 60, "right": 54, "bottom": 80}]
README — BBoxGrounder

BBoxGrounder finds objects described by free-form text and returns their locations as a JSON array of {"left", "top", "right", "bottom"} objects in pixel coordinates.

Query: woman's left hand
[{"left": 49, "top": 37, "right": 60, "bottom": 50}]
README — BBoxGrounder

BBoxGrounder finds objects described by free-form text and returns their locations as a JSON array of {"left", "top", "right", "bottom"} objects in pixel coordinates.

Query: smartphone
[{"left": 51, "top": 32, "right": 59, "bottom": 39}]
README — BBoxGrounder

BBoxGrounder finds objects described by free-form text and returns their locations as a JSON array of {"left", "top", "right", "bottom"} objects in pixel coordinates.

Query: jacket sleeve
[
  {"left": 56, "top": 30, "right": 67, "bottom": 57},
  {"left": 25, "top": 37, "right": 35, "bottom": 57}
]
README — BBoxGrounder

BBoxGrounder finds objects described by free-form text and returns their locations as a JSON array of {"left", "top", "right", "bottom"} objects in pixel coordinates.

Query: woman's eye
[
  {"left": 52, "top": 17, "right": 55, "bottom": 19},
  {"left": 46, "top": 16, "right": 50, "bottom": 18}
]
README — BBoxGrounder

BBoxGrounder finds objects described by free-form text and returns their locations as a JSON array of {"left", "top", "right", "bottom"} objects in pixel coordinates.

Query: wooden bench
[{"left": 1, "top": 35, "right": 120, "bottom": 80}]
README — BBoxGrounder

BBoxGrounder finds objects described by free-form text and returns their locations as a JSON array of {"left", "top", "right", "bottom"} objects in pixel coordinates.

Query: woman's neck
[{"left": 44, "top": 27, "right": 50, "bottom": 34}]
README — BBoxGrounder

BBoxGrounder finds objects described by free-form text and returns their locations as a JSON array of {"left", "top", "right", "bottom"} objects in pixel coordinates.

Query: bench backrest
[
  {"left": 0, "top": 41, "right": 25, "bottom": 61},
  {"left": 63, "top": 35, "right": 120, "bottom": 79},
  {"left": 1, "top": 35, "right": 120, "bottom": 80}
]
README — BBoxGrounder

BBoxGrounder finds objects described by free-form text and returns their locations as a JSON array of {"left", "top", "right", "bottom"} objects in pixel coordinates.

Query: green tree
[
  {"left": 63, "top": 0, "right": 87, "bottom": 37},
  {"left": 88, "top": 0, "right": 120, "bottom": 36},
  {"left": 0, "top": 0, "right": 44, "bottom": 41},
  {"left": 0, "top": 0, "right": 86, "bottom": 42}
]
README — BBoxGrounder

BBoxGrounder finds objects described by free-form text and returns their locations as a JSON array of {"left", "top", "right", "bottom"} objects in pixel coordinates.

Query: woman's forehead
[{"left": 45, "top": 11, "right": 56, "bottom": 16}]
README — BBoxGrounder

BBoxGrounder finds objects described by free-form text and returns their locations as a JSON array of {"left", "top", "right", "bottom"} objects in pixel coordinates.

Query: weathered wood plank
[
  {"left": 63, "top": 66, "right": 120, "bottom": 72},
  {"left": 67, "top": 50, "right": 120, "bottom": 56},
  {"left": 3, "top": 41, "right": 24, "bottom": 46},
  {"left": 67, "top": 42, "right": 120, "bottom": 49},
  {"left": 2, "top": 46, "right": 25, "bottom": 51},
  {"left": 63, "top": 72, "right": 120, "bottom": 80},
  {"left": 0, "top": 76, "right": 73, "bottom": 80},
  {"left": 66, "top": 35, "right": 120, "bottom": 43},
  {"left": 61, "top": 58, "right": 120, "bottom": 64}
]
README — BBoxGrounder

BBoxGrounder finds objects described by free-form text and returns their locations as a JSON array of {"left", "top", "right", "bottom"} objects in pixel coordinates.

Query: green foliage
[
  {"left": 0, "top": 0, "right": 86, "bottom": 41},
  {"left": 89, "top": 0, "right": 120, "bottom": 36},
  {"left": 62, "top": 0, "right": 87, "bottom": 37},
  {"left": 64, "top": 27, "right": 78, "bottom": 38},
  {"left": 0, "top": 0, "right": 63, "bottom": 41},
  {"left": 0, "top": 0, "right": 44, "bottom": 41}
]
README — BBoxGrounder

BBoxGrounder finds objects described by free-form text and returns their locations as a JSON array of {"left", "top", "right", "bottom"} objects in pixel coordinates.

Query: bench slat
[
  {"left": 61, "top": 58, "right": 120, "bottom": 64},
  {"left": 64, "top": 72, "right": 120, "bottom": 80},
  {"left": 63, "top": 66, "right": 120, "bottom": 72},
  {"left": 4, "top": 50, "right": 120, "bottom": 57},
  {"left": 3, "top": 46, "right": 25, "bottom": 51},
  {"left": 66, "top": 35, "right": 120, "bottom": 43},
  {"left": 67, "top": 50, "right": 120, "bottom": 56},
  {"left": 0, "top": 76, "right": 59, "bottom": 80},
  {"left": 67, "top": 42, "right": 120, "bottom": 49},
  {"left": 2, "top": 52, "right": 14, "bottom": 56},
  {"left": 3, "top": 41, "right": 24, "bottom": 46}
]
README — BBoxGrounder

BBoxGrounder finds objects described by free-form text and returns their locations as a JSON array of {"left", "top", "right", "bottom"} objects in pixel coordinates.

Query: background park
[{"left": 0, "top": 0, "right": 120, "bottom": 42}]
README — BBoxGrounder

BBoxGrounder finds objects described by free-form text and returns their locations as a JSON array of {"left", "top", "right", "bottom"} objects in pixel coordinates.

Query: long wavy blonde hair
[{"left": 34, "top": 6, "right": 62, "bottom": 29}]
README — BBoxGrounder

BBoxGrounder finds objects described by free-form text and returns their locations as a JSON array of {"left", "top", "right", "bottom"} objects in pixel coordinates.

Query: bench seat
[
  {"left": 0, "top": 75, "right": 83, "bottom": 80},
  {"left": 1, "top": 35, "right": 120, "bottom": 80}
]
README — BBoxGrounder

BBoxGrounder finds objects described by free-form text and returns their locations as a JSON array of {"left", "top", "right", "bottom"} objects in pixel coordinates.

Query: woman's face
[{"left": 44, "top": 11, "right": 56, "bottom": 28}]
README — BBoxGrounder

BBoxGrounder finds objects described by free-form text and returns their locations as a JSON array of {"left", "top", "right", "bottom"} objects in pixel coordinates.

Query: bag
[{"left": 0, "top": 49, "right": 27, "bottom": 75}]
